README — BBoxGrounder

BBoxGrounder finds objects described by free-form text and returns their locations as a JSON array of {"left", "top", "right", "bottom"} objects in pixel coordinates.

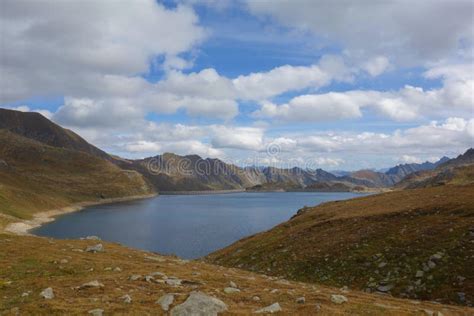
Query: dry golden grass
[{"left": 1, "top": 234, "right": 472, "bottom": 315}]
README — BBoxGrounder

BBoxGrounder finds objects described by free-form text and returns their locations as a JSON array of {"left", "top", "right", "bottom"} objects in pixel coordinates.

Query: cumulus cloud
[
  {"left": 254, "top": 63, "right": 474, "bottom": 122},
  {"left": 0, "top": 0, "right": 206, "bottom": 102},
  {"left": 363, "top": 56, "right": 391, "bottom": 77},
  {"left": 246, "top": 0, "right": 474, "bottom": 64}
]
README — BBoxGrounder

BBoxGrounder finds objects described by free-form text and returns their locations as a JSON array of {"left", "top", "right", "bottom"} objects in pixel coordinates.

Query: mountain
[
  {"left": 207, "top": 184, "right": 474, "bottom": 306},
  {"left": 0, "top": 109, "right": 153, "bottom": 228},
  {"left": 396, "top": 148, "right": 474, "bottom": 189},
  {"left": 126, "top": 154, "right": 377, "bottom": 192},
  {"left": 0, "top": 108, "right": 110, "bottom": 160},
  {"left": 385, "top": 157, "right": 450, "bottom": 179},
  {"left": 347, "top": 157, "right": 451, "bottom": 187}
]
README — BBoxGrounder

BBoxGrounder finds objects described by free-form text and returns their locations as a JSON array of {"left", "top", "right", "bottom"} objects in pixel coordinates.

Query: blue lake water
[{"left": 33, "top": 192, "right": 364, "bottom": 259}]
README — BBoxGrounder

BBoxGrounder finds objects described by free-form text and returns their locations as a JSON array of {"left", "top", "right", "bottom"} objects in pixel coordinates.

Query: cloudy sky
[{"left": 1, "top": 0, "right": 473, "bottom": 170}]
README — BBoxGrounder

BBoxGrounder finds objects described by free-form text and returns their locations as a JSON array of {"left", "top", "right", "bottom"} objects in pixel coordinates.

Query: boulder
[
  {"left": 170, "top": 291, "right": 227, "bottom": 316},
  {"left": 254, "top": 303, "right": 282, "bottom": 313},
  {"left": 330, "top": 294, "right": 348, "bottom": 304},
  {"left": 157, "top": 294, "right": 174, "bottom": 311},
  {"left": 40, "top": 287, "right": 54, "bottom": 299},
  {"left": 85, "top": 244, "right": 104, "bottom": 253}
]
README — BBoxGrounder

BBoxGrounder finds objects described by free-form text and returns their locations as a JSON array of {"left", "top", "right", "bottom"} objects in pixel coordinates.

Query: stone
[
  {"left": 129, "top": 275, "right": 142, "bottom": 281},
  {"left": 166, "top": 278, "right": 183, "bottom": 287},
  {"left": 255, "top": 303, "right": 282, "bottom": 314},
  {"left": 40, "top": 287, "right": 54, "bottom": 299},
  {"left": 330, "top": 294, "right": 348, "bottom": 304},
  {"left": 427, "top": 261, "right": 436, "bottom": 269},
  {"left": 88, "top": 309, "right": 104, "bottom": 316},
  {"left": 170, "top": 291, "right": 227, "bottom": 316},
  {"left": 252, "top": 296, "right": 261, "bottom": 301},
  {"left": 114, "top": 267, "right": 122, "bottom": 272},
  {"left": 377, "top": 284, "right": 394, "bottom": 292},
  {"left": 85, "top": 244, "right": 104, "bottom": 253},
  {"left": 85, "top": 236, "right": 101, "bottom": 241},
  {"left": 378, "top": 262, "right": 387, "bottom": 268},
  {"left": 229, "top": 281, "right": 238, "bottom": 288},
  {"left": 296, "top": 297, "right": 305, "bottom": 304},
  {"left": 224, "top": 287, "right": 240, "bottom": 294},
  {"left": 121, "top": 294, "right": 132, "bottom": 304},
  {"left": 145, "top": 275, "right": 155, "bottom": 282},
  {"left": 416, "top": 270, "right": 424, "bottom": 278},
  {"left": 78, "top": 280, "right": 104, "bottom": 290},
  {"left": 270, "top": 289, "right": 278, "bottom": 294},
  {"left": 157, "top": 294, "right": 174, "bottom": 311},
  {"left": 151, "top": 271, "right": 166, "bottom": 278},
  {"left": 430, "top": 253, "right": 443, "bottom": 261},
  {"left": 60, "top": 259, "right": 68, "bottom": 264}
]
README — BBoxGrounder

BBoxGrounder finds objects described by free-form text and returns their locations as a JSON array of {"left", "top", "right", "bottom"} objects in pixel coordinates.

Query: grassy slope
[
  {"left": 0, "top": 130, "right": 153, "bottom": 228},
  {"left": 207, "top": 184, "right": 474, "bottom": 306},
  {"left": 1, "top": 234, "right": 472, "bottom": 315}
]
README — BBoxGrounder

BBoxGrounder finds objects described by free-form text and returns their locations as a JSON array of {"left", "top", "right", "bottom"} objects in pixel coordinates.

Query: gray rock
[
  {"left": 166, "top": 278, "right": 183, "bottom": 287},
  {"left": 129, "top": 274, "right": 142, "bottom": 281},
  {"left": 229, "top": 281, "right": 238, "bottom": 288},
  {"left": 85, "top": 236, "right": 101, "bottom": 241},
  {"left": 427, "top": 261, "right": 436, "bottom": 269},
  {"left": 170, "top": 291, "right": 227, "bottom": 316},
  {"left": 296, "top": 297, "right": 305, "bottom": 304},
  {"left": 416, "top": 270, "right": 424, "bottom": 278},
  {"left": 377, "top": 284, "right": 394, "bottom": 292},
  {"left": 121, "top": 294, "right": 132, "bottom": 304},
  {"left": 254, "top": 303, "right": 282, "bottom": 314},
  {"left": 330, "top": 294, "right": 348, "bottom": 304},
  {"left": 252, "top": 296, "right": 261, "bottom": 301},
  {"left": 157, "top": 294, "right": 174, "bottom": 311},
  {"left": 224, "top": 287, "right": 240, "bottom": 294},
  {"left": 430, "top": 253, "right": 443, "bottom": 261},
  {"left": 40, "top": 287, "right": 54, "bottom": 299},
  {"left": 88, "top": 309, "right": 104, "bottom": 316},
  {"left": 85, "top": 244, "right": 104, "bottom": 253},
  {"left": 78, "top": 280, "right": 104, "bottom": 290}
]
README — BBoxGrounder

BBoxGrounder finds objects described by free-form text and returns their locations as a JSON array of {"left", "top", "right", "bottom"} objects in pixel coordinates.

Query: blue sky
[{"left": 1, "top": 0, "right": 473, "bottom": 170}]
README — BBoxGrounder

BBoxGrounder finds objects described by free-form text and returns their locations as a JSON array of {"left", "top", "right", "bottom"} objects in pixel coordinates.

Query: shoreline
[
  {"left": 158, "top": 189, "right": 245, "bottom": 195},
  {"left": 3, "top": 193, "right": 157, "bottom": 236}
]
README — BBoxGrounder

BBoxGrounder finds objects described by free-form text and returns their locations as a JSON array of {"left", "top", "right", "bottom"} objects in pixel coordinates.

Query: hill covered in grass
[
  {"left": 1, "top": 234, "right": 471, "bottom": 315},
  {"left": 207, "top": 184, "right": 474, "bottom": 307},
  {"left": 0, "top": 110, "right": 154, "bottom": 231}
]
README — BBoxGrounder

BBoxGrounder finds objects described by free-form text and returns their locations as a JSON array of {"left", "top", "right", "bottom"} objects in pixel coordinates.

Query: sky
[{"left": 1, "top": 0, "right": 473, "bottom": 171}]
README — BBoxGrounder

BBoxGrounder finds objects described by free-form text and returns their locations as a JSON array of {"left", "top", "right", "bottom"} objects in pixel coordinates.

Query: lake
[{"left": 33, "top": 192, "right": 364, "bottom": 259}]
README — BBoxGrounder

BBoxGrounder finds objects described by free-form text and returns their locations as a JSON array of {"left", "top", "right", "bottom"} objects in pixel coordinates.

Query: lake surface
[{"left": 33, "top": 192, "right": 364, "bottom": 259}]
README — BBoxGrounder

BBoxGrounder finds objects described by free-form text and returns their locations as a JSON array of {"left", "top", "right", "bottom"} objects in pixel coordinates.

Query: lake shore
[{"left": 3, "top": 193, "right": 157, "bottom": 235}]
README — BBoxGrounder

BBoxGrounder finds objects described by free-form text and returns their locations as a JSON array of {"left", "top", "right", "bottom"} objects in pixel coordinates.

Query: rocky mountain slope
[
  {"left": 348, "top": 157, "right": 450, "bottom": 188},
  {"left": 396, "top": 149, "right": 474, "bottom": 189},
  {"left": 1, "top": 234, "right": 471, "bottom": 315},
  {"left": 207, "top": 184, "right": 474, "bottom": 307}
]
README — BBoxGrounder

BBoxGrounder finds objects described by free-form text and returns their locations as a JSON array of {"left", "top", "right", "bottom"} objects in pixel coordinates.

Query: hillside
[
  {"left": 0, "top": 116, "right": 154, "bottom": 231},
  {"left": 348, "top": 157, "right": 450, "bottom": 188},
  {"left": 396, "top": 149, "right": 474, "bottom": 189},
  {"left": 207, "top": 184, "right": 474, "bottom": 307},
  {"left": 1, "top": 234, "right": 471, "bottom": 315},
  {"left": 0, "top": 108, "right": 110, "bottom": 160}
]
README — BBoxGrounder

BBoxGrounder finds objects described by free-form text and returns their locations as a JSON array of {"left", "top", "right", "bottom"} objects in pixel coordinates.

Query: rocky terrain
[
  {"left": 1, "top": 234, "right": 472, "bottom": 315},
  {"left": 207, "top": 184, "right": 474, "bottom": 307}
]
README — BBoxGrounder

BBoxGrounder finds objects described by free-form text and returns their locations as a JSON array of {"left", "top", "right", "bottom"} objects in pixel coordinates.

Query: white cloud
[
  {"left": 399, "top": 155, "right": 423, "bottom": 164},
  {"left": 363, "top": 56, "right": 391, "bottom": 77},
  {"left": 0, "top": 0, "right": 206, "bottom": 102},
  {"left": 254, "top": 63, "right": 474, "bottom": 122},
  {"left": 211, "top": 126, "right": 264, "bottom": 150},
  {"left": 246, "top": 0, "right": 474, "bottom": 65}
]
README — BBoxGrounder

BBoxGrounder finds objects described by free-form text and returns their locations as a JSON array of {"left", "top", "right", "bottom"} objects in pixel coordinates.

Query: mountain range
[{"left": 0, "top": 108, "right": 468, "bottom": 195}]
